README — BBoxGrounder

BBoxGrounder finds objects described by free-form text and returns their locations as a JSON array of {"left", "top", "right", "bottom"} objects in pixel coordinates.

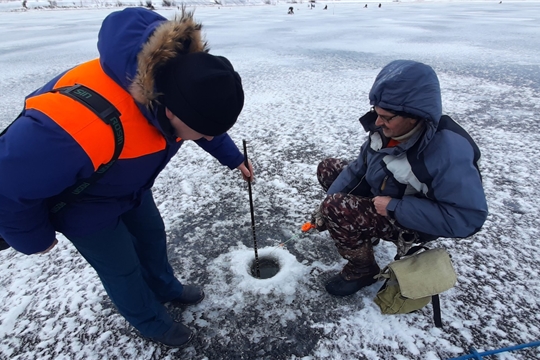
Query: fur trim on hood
[{"left": 129, "top": 8, "right": 209, "bottom": 108}]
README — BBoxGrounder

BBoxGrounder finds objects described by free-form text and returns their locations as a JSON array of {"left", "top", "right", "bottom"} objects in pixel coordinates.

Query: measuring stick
[{"left": 242, "top": 140, "right": 260, "bottom": 278}]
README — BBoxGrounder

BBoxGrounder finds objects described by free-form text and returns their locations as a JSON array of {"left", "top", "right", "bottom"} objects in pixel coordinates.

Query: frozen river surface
[{"left": 1, "top": 2, "right": 540, "bottom": 359}]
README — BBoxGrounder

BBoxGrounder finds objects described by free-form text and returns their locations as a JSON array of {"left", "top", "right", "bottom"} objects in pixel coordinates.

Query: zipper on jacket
[
  {"left": 347, "top": 175, "right": 366, "bottom": 195},
  {"left": 380, "top": 176, "right": 389, "bottom": 191}
]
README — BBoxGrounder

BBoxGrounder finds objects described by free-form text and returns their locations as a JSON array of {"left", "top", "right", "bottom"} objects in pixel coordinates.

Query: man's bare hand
[
  {"left": 237, "top": 160, "right": 254, "bottom": 182},
  {"left": 373, "top": 196, "right": 392, "bottom": 216}
]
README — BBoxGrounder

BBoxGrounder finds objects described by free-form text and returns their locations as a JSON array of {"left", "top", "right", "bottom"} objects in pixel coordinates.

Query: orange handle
[{"left": 301, "top": 222, "right": 316, "bottom": 232}]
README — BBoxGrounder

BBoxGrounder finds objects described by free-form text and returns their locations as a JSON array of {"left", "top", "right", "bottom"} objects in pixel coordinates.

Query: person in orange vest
[{"left": 0, "top": 8, "right": 252, "bottom": 347}]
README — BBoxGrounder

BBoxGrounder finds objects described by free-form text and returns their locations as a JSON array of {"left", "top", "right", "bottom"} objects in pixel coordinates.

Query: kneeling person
[{"left": 313, "top": 60, "right": 488, "bottom": 296}]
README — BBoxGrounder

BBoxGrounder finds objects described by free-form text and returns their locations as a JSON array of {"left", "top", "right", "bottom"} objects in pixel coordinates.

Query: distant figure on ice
[
  {"left": 378, "top": 3, "right": 382, "bottom": 8},
  {"left": 0, "top": 7, "right": 253, "bottom": 348},
  {"left": 324, "top": 5, "right": 328, "bottom": 9},
  {"left": 364, "top": 4, "right": 368, "bottom": 8},
  {"left": 288, "top": 6, "right": 294, "bottom": 14},
  {"left": 310, "top": 60, "right": 487, "bottom": 296}
]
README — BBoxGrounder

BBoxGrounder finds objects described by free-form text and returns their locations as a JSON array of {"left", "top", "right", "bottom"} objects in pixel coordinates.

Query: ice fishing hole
[{"left": 250, "top": 257, "right": 280, "bottom": 279}]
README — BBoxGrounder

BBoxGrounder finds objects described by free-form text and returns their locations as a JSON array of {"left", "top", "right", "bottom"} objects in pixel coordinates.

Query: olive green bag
[{"left": 374, "top": 247, "right": 457, "bottom": 327}]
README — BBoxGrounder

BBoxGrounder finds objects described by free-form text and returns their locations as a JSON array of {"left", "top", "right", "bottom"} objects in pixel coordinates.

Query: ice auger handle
[{"left": 301, "top": 222, "right": 316, "bottom": 232}]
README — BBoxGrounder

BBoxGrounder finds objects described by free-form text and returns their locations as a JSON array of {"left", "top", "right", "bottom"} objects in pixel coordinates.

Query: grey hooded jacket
[{"left": 328, "top": 60, "right": 488, "bottom": 239}]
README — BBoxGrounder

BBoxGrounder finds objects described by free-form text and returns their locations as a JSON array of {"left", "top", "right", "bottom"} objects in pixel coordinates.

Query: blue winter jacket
[
  {"left": 328, "top": 60, "right": 488, "bottom": 239},
  {"left": 0, "top": 8, "right": 245, "bottom": 255}
]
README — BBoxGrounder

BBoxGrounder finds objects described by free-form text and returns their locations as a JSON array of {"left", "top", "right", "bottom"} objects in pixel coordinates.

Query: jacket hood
[
  {"left": 368, "top": 60, "right": 442, "bottom": 151},
  {"left": 97, "top": 7, "right": 209, "bottom": 108}
]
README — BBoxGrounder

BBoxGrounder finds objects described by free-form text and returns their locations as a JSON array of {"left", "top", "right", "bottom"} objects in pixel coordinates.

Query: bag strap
[
  {"left": 397, "top": 245, "right": 445, "bottom": 328},
  {"left": 49, "top": 84, "right": 124, "bottom": 214},
  {"left": 395, "top": 245, "right": 429, "bottom": 260},
  {"left": 432, "top": 294, "right": 442, "bottom": 328}
]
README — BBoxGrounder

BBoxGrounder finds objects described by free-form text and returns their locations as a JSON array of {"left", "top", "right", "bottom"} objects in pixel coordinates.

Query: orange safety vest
[{"left": 25, "top": 59, "right": 167, "bottom": 171}]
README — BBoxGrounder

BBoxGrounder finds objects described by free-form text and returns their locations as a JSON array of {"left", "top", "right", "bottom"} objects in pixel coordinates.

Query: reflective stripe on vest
[{"left": 25, "top": 59, "right": 166, "bottom": 171}]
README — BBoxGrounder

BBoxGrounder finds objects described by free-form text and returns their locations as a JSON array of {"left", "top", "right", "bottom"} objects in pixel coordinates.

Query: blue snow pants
[{"left": 66, "top": 190, "right": 184, "bottom": 337}]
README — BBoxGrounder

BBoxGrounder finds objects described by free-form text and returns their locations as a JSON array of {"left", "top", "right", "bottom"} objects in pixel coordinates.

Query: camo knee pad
[{"left": 316, "top": 158, "right": 348, "bottom": 192}]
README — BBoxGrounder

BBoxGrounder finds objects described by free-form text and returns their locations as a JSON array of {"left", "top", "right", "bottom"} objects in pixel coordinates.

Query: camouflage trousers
[{"left": 317, "top": 158, "right": 420, "bottom": 280}]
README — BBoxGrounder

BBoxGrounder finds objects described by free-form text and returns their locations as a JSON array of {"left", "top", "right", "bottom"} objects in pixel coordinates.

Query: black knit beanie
[{"left": 155, "top": 52, "right": 244, "bottom": 136}]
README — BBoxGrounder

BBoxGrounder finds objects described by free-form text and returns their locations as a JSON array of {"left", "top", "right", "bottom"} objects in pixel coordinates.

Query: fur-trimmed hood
[{"left": 97, "top": 7, "right": 209, "bottom": 108}]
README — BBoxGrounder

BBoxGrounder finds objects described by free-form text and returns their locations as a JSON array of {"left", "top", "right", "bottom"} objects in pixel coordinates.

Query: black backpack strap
[
  {"left": 49, "top": 84, "right": 124, "bottom": 214},
  {"left": 55, "top": 85, "right": 122, "bottom": 127},
  {"left": 432, "top": 294, "right": 442, "bottom": 328}
]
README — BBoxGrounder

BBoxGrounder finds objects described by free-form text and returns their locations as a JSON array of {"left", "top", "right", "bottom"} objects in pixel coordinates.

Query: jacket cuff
[
  {"left": 387, "top": 198, "right": 400, "bottom": 211},
  {"left": 228, "top": 153, "right": 245, "bottom": 170}
]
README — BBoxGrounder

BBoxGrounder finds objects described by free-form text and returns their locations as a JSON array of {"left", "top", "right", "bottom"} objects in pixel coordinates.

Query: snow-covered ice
[{"left": 1, "top": 1, "right": 540, "bottom": 359}]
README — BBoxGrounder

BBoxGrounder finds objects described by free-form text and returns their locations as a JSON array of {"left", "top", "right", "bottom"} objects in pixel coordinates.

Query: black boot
[
  {"left": 325, "top": 270, "right": 379, "bottom": 296},
  {"left": 148, "top": 322, "right": 193, "bottom": 347},
  {"left": 168, "top": 285, "right": 205, "bottom": 307},
  {"left": 328, "top": 238, "right": 380, "bottom": 296}
]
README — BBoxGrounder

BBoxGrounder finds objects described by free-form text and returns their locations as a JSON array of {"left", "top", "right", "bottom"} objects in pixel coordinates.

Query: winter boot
[
  {"left": 325, "top": 265, "right": 380, "bottom": 296},
  {"left": 149, "top": 322, "right": 193, "bottom": 347},
  {"left": 169, "top": 285, "right": 205, "bottom": 307},
  {"left": 328, "top": 235, "right": 379, "bottom": 296}
]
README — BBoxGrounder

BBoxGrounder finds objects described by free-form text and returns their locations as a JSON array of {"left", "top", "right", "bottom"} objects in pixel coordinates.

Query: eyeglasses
[{"left": 370, "top": 106, "right": 399, "bottom": 123}]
